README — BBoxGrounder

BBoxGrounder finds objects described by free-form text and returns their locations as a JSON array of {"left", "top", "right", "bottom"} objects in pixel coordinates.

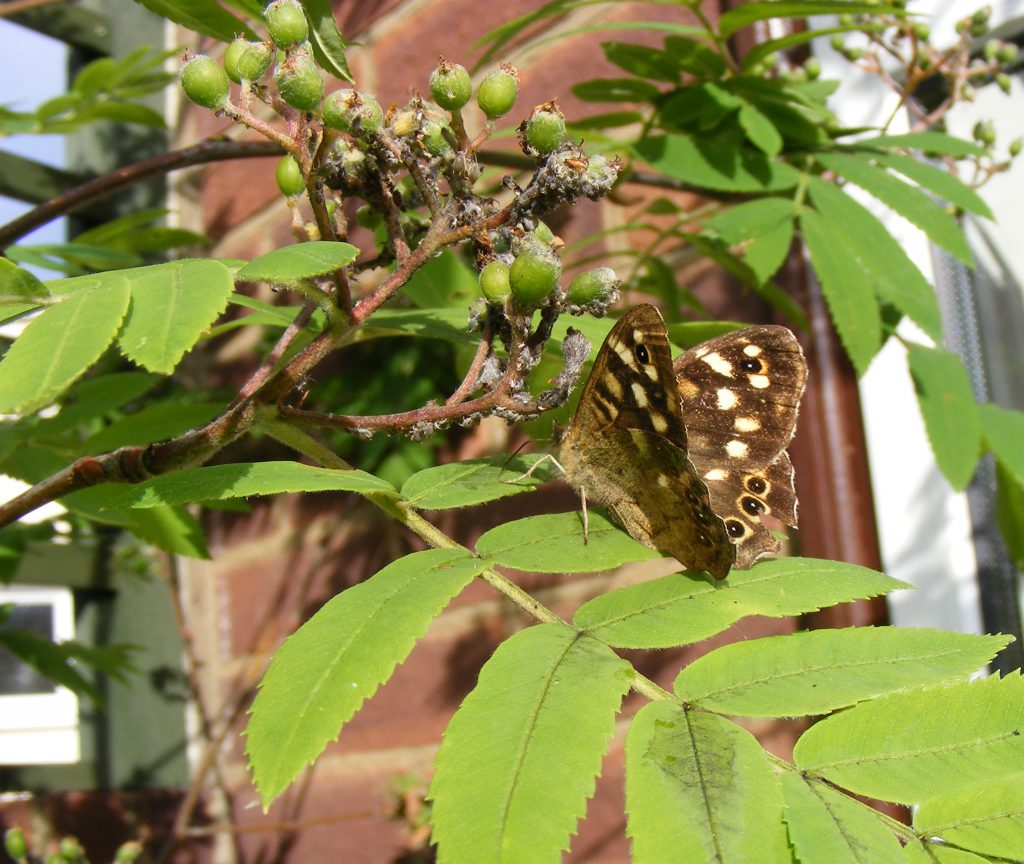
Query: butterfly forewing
[
  {"left": 675, "top": 325, "right": 807, "bottom": 568},
  {"left": 560, "top": 305, "right": 735, "bottom": 579}
]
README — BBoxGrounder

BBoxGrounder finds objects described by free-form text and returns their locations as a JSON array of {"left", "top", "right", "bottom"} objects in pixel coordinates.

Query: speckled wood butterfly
[{"left": 558, "top": 304, "right": 806, "bottom": 580}]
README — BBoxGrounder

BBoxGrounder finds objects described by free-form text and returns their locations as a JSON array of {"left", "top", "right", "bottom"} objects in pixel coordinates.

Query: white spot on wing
[
  {"left": 605, "top": 375, "right": 623, "bottom": 399},
  {"left": 702, "top": 352, "right": 734, "bottom": 376},
  {"left": 704, "top": 468, "right": 728, "bottom": 481},
  {"left": 749, "top": 374, "right": 770, "bottom": 389},
  {"left": 734, "top": 416, "right": 760, "bottom": 432},
  {"left": 631, "top": 382, "right": 648, "bottom": 407},
  {"left": 716, "top": 388, "right": 738, "bottom": 410},
  {"left": 726, "top": 440, "right": 749, "bottom": 458},
  {"left": 743, "top": 344, "right": 762, "bottom": 357},
  {"left": 650, "top": 412, "right": 668, "bottom": 433}
]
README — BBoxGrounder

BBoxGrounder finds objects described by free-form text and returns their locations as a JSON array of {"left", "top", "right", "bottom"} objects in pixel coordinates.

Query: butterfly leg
[
  {"left": 580, "top": 485, "right": 589, "bottom": 545},
  {"left": 504, "top": 453, "right": 566, "bottom": 485}
]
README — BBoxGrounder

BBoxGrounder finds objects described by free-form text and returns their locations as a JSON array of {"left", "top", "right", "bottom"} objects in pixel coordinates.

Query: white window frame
[{"left": 0, "top": 584, "right": 80, "bottom": 765}]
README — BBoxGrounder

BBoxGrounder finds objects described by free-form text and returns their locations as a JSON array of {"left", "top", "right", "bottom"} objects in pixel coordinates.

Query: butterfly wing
[
  {"left": 560, "top": 305, "right": 735, "bottom": 579},
  {"left": 674, "top": 325, "right": 807, "bottom": 568}
]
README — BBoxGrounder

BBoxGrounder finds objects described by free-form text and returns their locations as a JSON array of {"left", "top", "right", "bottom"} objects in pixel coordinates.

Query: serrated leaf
[
  {"left": 703, "top": 197, "right": 793, "bottom": 244},
  {"left": 575, "top": 558, "right": 908, "bottom": 649},
  {"left": 248, "top": 549, "right": 483, "bottom": 805},
  {"left": 301, "top": 0, "right": 354, "bottom": 83},
  {"left": 118, "top": 260, "right": 233, "bottom": 374},
  {"left": 816, "top": 151, "right": 972, "bottom": 264},
  {"left": 861, "top": 132, "right": 986, "bottom": 158},
  {"left": 738, "top": 100, "right": 783, "bottom": 156},
  {"left": 101, "top": 461, "right": 397, "bottom": 510},
  {"left": 719, "top": 1, "right": 904, "bottom": 38},
  {"left": 572, "top": 77, "right": 661, "bottom": 103},
  {"left": 125, "top": 504, "right": 209, "bottom": 559},
  {"left": 237, "top": 241, "right": 358, "bottom": 283},
  {"left": 134, "top": 0, "right": 257, "bottom": 40},
  {"left": 0, "top": 258, "right": 48, "bottom": 306},
  {"left": 402, "top": 249, "right": 478, "bottom": 309},
  {"left": 603, "top": 42, "right": 680, "bottom": 83},
  {"left": 781, "top": 771, "right": 908, "bottom": 864},
  {"left": 626, "top": 702, "right": 788, "bottom": 863},
  {"left": 429, "top": 623, "right": 632, "bottom": 864},
  {"left": 475, "top": 512, "right": 658, "bottom": 573},
  {"left": 915, "top": 773, "right": 1024, "bottom": 860},
  {"left": 745, "top": 217, "right": 794, "bottom": 284},
  {"left": 82, "top": 402, "right": 222, "bottom": 453},
  {"left": 866, "top": 151, "right": 993, "bottom": 219},
  {"left": 674, "top": 627, "right": 1011, "bottom": 717},
  {"left": 798, "top": 207, "right": 881, "bottom": 375},
  {"left": 400, "top": 454, "right": 559, "bottom": 509},
  {"left": 907, "top": 344, "right": 980, "bottom": 491},
  {"left": 805, "top": 176, "right": 942, "bottom": 343},
  {"left": 741, "top": 23, "right": 877, "bottom": 71},
  {"left": 33, "top": 372, "right": 159, "bottom": 436},
  {"left": 794, "top": 672, "right": 1024, "bottom": 805},
  {"left": 0, "top": 276, "right": 131, "bottom": 415},
  {"left": 978, "top": 402, "right": 1024, "bottom": 488},
  {"left": 340, "top": 307, "right": 478, "bottom": 347},
  {"left": 995, "top": 462, "right": 1024, "bottom": 571},
  {"left": 633, "top": 134, "right": 800, "bottom": 193}
]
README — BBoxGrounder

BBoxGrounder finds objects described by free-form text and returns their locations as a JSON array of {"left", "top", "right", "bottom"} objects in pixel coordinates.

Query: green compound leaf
[
  {"left": 237, "top": 241, "right": 359, "bottom": 283},
  {"left": 0, "top": 276, "right": 131, "bottom": 415},
  {"left": 575, "top": 558, "right": 907, "bottom": 649},
  {"left": 674, "top": 627, "right": 1011, "bottom": 717},
  {"left": 626, "top": 702, "right": 788, "bottom": 864},
  {"left": 794, "top": 672, "right": 1024, "bottom": 805},
  {"left": 866, "top": 151, "right": 993, "bottom": 219},
  {"left": 301, "top": 0, "right": 354, "bottom": 83},
  {"left": 633, "top": 134, "right": 800, "bottom": 193},
  {"left": 429, "top": 624, "right": 632, "bottom": 864},
  {"left": 798, "top": 206, "right": 880, "bottom": 375},
  {"left": 979, "top": 402, "right": 1024, "bottom": 487},
  {"left": 247, "top": 549, "right": 484, "bottom": 806},
  {"left": 781, "top": 771, "right": 907, "bottom": 864},
  {"left": 719, "top": 1, "right": 903, "bottom": 38},
  {"left": 914, "top": 773, "right": 1024, "bottom": 861},
  {"left": 816, "top": 151, "right": 972, "bottom": 264},
  {"left": 101, "top": 461, "right": 396, "bottom": 509},
  {"left": 400, "top": 454, "right": 559, "bottom": 510},
  {"left": 907, "top": 343, "right": 981, "bottom": 491},
  {"left": 905, "top": 841, "right": 990, "bottom": 863},
  {"left": 860, "top": 131, "right": 986, "bottom": 158},
  {"left": 118, "top": 259, "right": 234, "bottom": 374},
  {"left": 475, "top": 512, "right": 659, "bottom": 573},
  {"left": 806, "top": 176, "right": 943, "bottom": 344}
]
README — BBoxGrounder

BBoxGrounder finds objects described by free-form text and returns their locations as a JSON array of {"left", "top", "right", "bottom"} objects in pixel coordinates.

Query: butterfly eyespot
[
  {"left": 725, "top": 519, "right": 745, "bottom": 538},
  {"left": 746, "top": 476, "right": 768, "bottom": 495},
  {"left": 741, "top": 496, "right": 764, "bottom": 516},
  {"left": 739, "top": 357, "right": 763, "bottom": 374},
  {"left": 634, "top": 343, "right": 650, "bottom": 364}
]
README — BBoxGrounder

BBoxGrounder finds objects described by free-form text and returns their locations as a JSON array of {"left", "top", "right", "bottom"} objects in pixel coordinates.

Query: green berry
[
  {"left": 479, "top": 260, "right": 512, "bottom": 303},
  {"left": 997, "top": 73, "right": 1012, "bottom": 94},
  {"left": 973, "top": 119, "right": 996, "bottom": 146},
  {"left": 114, "top": 842, "right": 142, "bottom": 864},
  {"left": 229, "top": 39, "right": 273, "bottom": 83},
  {"left": 508, "top": 248, "right": 561, "bottom": 306},
  {"left": 275, "top": 155, "right": 304, "bottom": 196},
  {"left": 983, "top": 39, "right": 1000, "bottom": 61},
  {"left": 58, "top": 837, "right": 82, "bottom": 862},
  {"left": 1009, "top": 137, "right": 1022, "bottom": 157},
  {"left": 275, "top": 52, "right": 322, "bottom": 111},
  {"left": 567, "top": 267, "right": 618, "bottom": 305},
  {"left": 323, "top": 89, "right": 383, "bottom": 133},
  {"left": 804, "top": 57, "right": 821, "bottom": 79},
  {"left": 476, "top": 66, "right": 518, "bottom": 119},
  {"left": 421, "top": 118, "right": 454, "bottom": 156},
  {"left": 429, "top": 59, "right": 472, "bottom": 111},
  {"left": 181, "top": 55, "right": 230, "bottom": 109},
  {"left": 971, "top": 5, "right": 991, "bottom": 25},
  {"left": 533, "top": 221, "right": 554, "bottom": 245},
  {"left": 265, "top": 0, "right": 308, "bottom": 48},
  {"left": 4, "top": 827, "right": 27, "bottom": 861},
  {"left": 913, "top": 22, "right": 931, "bottom": 40},
  {"left": 829, "top": 35, "right": 845, "bottom": 51},
  {"left": 523, "top": 105, "right": 566, "bottom": 156},
  {"left": 998, "top": 43, "right": 1019, "bottom": 63}
]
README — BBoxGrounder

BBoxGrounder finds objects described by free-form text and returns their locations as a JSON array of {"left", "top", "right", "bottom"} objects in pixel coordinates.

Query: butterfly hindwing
[{"left": 674, "top": 325, "right": 807, "bottom": 568}]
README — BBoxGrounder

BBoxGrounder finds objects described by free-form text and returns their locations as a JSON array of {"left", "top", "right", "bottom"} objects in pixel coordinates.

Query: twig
[{"left": 0, "top": 139, "right": 283, "bottom": 251}]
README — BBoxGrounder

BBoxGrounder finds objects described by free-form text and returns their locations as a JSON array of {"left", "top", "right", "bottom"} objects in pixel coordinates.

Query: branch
[{"left": 0, "top": 139, "right": 283, "bottom": 251}]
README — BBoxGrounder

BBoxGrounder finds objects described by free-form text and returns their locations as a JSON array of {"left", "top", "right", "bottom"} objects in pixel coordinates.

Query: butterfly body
[{"left": 558, "top": 305, "right": 806, "bottom": 579}]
